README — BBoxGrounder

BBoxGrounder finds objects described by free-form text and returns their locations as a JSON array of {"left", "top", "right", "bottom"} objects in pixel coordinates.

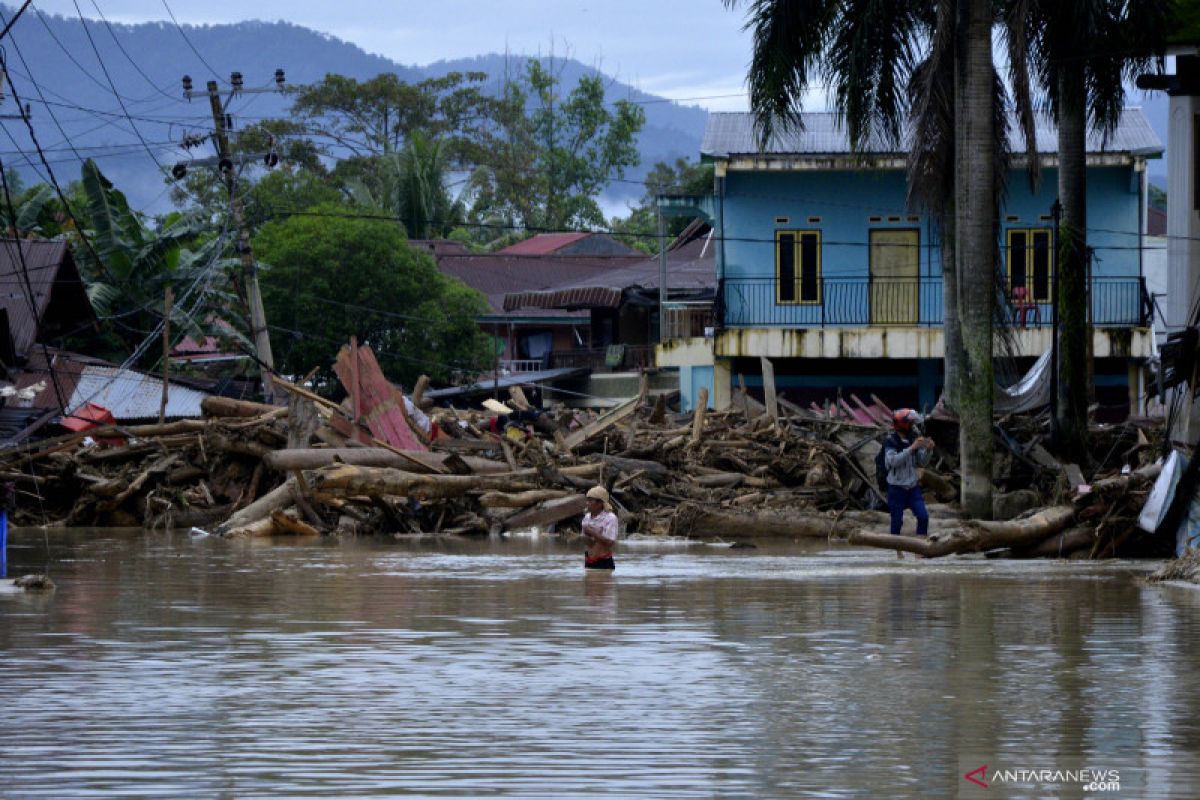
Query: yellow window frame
[
  {"left": 775, "top": 229, "right": 822, "bottom": 305},
  {"left": 1006, "top": 227, "right": 1054, "bottom": 304}
]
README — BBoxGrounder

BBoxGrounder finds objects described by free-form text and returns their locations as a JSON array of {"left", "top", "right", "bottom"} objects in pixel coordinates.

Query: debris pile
[{"left": 0, "top": 345, "right": 1173, "bottom": 559}]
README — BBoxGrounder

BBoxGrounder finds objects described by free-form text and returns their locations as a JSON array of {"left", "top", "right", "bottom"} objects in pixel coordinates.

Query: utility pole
[{"left": 183, "top": 72, "right": 285, "bottom": 403}]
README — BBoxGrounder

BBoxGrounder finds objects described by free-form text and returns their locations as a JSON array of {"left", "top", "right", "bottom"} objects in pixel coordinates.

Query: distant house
[
  {"left": 496, "top": 232, "right": 641, "bottom": 257},
  {"left": 503, "top": 221, "right": 717, "bottom": 370},
  {"left": 409, "top": 240, "right": 642, "bottom": 373},
  {"left": 0, "top": 239, "right": 95, "bottom": 370},
  {"left": 657, "top": 110, "right": 1162, "bottom": 415}
]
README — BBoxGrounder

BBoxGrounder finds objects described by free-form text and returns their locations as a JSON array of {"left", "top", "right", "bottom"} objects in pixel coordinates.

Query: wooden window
[
  {"left": 776, "top": 230, "right": 822, "bottom": 304},
  {"left": 1007, "top": 228, "right": 1053, "bottom": 303}
]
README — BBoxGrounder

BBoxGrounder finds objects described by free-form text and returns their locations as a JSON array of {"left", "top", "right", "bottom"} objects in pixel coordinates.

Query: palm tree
[
  {"left": 1022, "top": 1, "right": 1169, "bottom": 462},
  {"left": 725, "top": 0, "right": 1036, "bottom": 517}
]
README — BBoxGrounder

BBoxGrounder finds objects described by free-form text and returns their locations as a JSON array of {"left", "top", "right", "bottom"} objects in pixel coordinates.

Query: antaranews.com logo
[
  {"left": 963, "top": 764, "right": 1121, "bottom": 792},
  {"left": 957, "top": 757, "right": 1147, "bottom": 795}
]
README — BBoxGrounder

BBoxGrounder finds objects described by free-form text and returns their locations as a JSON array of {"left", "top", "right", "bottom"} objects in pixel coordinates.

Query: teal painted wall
[
  {"left": 679, "top": 365, "right": 715, "bottom": 412},
  {"left": 721, "top": 165, "right": 1143, "bottom": 327}
]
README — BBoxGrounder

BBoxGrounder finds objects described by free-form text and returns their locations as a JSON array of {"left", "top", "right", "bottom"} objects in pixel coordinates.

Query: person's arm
[
  {"left": 884, "top": 441, "right": 915, "bottom": 471},
  {"left": 586, "top": 513, "right": 618, "bottom": 544}
]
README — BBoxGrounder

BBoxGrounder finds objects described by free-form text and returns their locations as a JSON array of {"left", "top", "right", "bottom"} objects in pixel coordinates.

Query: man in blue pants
[{"left": 884, "top": 409, "right": 934, "bottom": 540}]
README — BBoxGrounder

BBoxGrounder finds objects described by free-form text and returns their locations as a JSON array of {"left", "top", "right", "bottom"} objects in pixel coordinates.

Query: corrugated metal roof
[
  {"left": 504, "top": 225, "right": 717, "bottom": 311},
  {"left": 0, "top": 239, "right": 95, "bottom": 362},
  {"left": 433, "top": 253, "right": 643, "bottom": 313},
  {"left": 497, "top": 233, "right": 592, "bottom": 255},
  {"left": 66, "top": 366, "right": 210, "bottom": 421},
  {"left": 702, "top": 108, "right": 1164, "bottom": 158},
  {"left": 425, "top": 366, "right": 589, "bottom": 399}
]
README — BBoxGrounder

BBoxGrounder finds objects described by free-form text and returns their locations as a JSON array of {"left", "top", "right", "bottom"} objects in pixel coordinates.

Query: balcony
[
  {"left": 549, "top": 344, "right": 656, "bottom": 371},
  {"left": 721, "top": 276, "right": 1149, "bottom": 329}
]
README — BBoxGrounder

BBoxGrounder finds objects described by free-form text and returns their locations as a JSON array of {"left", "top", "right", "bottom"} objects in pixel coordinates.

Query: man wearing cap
[
  {"left": 884, "top": 409, "right": 934, "bottom": 538},
  {"left": 581, "top": 485, "right": 619, "bottom": 570}
]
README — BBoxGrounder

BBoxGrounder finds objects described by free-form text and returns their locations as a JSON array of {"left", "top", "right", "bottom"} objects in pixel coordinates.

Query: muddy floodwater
[{"left": 2, "top": 530, "right": 1200, "bottom": 798}]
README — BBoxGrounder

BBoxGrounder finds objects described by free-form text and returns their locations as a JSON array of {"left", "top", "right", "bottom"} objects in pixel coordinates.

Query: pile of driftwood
[{"left": 0, "top": 366, "right": 1169, "bottom": 559}]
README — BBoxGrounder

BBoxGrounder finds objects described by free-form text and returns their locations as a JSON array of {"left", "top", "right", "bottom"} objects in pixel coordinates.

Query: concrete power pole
[{"left": 198, "top": 76, "right": 280, "bottom": 403}]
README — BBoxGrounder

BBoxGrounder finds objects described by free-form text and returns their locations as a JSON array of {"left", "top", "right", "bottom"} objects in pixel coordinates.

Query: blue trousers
[{"left": 888, "top": 484, "right": 929, "bottom": 536}]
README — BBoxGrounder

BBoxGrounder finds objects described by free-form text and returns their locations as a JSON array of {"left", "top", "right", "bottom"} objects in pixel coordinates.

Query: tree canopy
[{"left": 253, "top": 204, "right": 492, "bottom": 389}]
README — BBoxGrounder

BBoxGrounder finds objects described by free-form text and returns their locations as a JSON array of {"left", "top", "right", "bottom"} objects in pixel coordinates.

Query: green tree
[
  {"left": 291, "top": 72, "right": 493, "bottom": 161},
  {"left": 71, "top": 160, "right": 224, "bottom": 361},
  {"left": 254, "top": 202, "right": 492, "bottom": 388},
  {"left": 611, "top": 158, "right": 714, "bottom": 253},
  {"left": 343, "top": 132, "right": 465, "bottom": 239},
  {"left": 471, "top": 59, "right": 646, "bottom": 231},
  {"left": 1022, "top": 0, "right": 1169, "bottom": 462}
]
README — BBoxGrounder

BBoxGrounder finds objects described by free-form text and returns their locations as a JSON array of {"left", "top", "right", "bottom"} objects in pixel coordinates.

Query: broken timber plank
[{"left": 561, "top": 396, "right": 640, "bottom": 452}]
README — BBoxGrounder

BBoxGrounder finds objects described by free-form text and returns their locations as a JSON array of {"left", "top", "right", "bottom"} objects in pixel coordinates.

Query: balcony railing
[
  {"left": 499, "top": 359, "right": 546, "bottom": 374},
  {"left": 663, "top": 305, "right": 717, "bottom": 339},
  {"left": 549, "top": 344, "right": 656, "bottom": 371},
  {"left": 721, "top": 276, "right": 1149, "bottom": 328}
]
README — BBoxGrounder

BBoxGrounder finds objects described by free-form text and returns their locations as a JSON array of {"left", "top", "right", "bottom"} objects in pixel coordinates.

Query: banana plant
[{"left": 71, "top": 159, "right": 232, "bottom": 360}]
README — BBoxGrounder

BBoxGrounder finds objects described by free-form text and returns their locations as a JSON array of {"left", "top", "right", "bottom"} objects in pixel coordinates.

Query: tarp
[{"left": 994, "top": 350, "right": 1051, "bottom": 415}]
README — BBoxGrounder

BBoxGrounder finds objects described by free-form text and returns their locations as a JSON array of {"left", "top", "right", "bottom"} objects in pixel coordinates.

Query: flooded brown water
[{"left": 2, "top": 529, "right": 1200, "bottom": 798}]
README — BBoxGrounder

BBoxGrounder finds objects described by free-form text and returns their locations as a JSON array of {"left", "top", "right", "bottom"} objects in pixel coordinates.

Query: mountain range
[
  {"left": 0, "top": 5, "right": 1173, "bottom": 215},
  {"left": 0, "top": 6, "right": 707, "bottom": 214}
]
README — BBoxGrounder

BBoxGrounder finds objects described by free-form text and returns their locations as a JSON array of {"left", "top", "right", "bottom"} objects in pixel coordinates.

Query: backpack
[{"left": 874, "top": 433, "right": 902, "bottom": 494}]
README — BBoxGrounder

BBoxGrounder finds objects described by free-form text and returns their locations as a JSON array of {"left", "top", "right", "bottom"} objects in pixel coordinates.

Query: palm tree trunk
[
  {"left": 1055, "top": 65, "right": 1089, "bottom": 463},
  {"left": 954, "top": 0, "right": 995, "bottom": 518},
  {"left": 941, "top": 192, "right": 960, "bottom": 409}
]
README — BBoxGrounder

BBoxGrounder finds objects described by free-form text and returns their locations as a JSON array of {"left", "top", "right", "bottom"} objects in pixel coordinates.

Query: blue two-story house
[{"left": 657, "top": 110, "right": 1162, "bottom": 417}]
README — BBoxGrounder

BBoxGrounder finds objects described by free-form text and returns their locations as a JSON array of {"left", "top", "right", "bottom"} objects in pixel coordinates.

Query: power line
[
  {"left": 70, "top": 0, "right": 166, "bottom": 173},
  {"left": 88, "top": 0, "right": 179, "bottom": 102},
  {"left": 160, "top": 0, "right": 225, "bottom": 86}
]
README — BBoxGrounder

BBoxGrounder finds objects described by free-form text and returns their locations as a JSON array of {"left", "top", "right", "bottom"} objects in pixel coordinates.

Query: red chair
[{"left": 1012, "top": 286, "right": 1041, "bottom": 328}]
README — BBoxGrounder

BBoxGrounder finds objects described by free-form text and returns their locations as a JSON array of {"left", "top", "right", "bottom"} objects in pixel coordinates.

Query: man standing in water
[
  {"left": 884, "top": 409, "right": 934, "bottom": 540},
  {"left": 581, "top": 486, "right": 619, "bottom": 570}
]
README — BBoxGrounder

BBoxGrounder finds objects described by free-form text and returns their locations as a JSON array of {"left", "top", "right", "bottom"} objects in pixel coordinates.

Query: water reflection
[{"left": 1, "top": 530, "right": 1198, "bottom": 798}]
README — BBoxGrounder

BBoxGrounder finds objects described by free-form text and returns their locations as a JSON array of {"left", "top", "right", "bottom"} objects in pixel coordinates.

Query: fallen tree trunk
[
  {"left": 264, "top": 448, "right": 507, "bottom": 474},
  {"left": 1011, "top": 526, "right": 1096, "bottom": 558},
  {"left": 502, "top": 495, "right": 588, "bottom": 531},
  {"left": 316, "top": 465, "right": 539, "bottom": 499},
  {"left": 847, "top": 506, "right": 1076, "bottom": 557},
  {"left": 218, "top": 477, "right": 295, "bottom": 533},
  {"left": 477, "top": 489, "right": 574, "bottom": 509},
  {"left": 202, "top": 396, "right": 281, "bottom": 418}
]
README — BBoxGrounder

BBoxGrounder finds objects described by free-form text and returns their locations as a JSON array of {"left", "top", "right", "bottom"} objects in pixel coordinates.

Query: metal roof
[
  {"left": 702, "top": 108, "right": 1164, "bottom": 159},
  {"left": 431, "top": 252, "right": 642, "bottom": 314},
  {"left": 425, "top": 366, "right": 589, "bottom": 399},
  {"left": 66, "top": 366, "right": 211, "bottom": 421},
  {"left": 498, "top": 232, "right": 592, "bottom": 255},
  {"left": 503, "top": 224, "right": 717, "bottom": 311}
]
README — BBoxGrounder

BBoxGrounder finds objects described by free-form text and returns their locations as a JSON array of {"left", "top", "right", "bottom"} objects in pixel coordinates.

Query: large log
[
  {"left": 477, "top": 489, "right": 574, "bottom": 509},
  {"left": 202, "top": 396, "right": 281, "bottom": 418},
  {"left": 502, "top": 495, "right": 588, "bottom": 531},
  {"left": 218, "top": 477, "right": 296, "bottom": 533},
  {"left": 1011, "top": 526, "right": 1096, "bottom": 558},
  {"left": 847, "top": 506, "right": 1077, "bottom": 557},
  {"left": 263, "top": 448, "right": 507, "bottom": 474},
  {"left": 315, "top": 465, "right": 539, "bottom": 499}
]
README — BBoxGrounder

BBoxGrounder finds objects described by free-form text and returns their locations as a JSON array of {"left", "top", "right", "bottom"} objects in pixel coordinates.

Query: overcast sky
[{"left": 31, "top": 0, "right": 758, "bottom": 110}]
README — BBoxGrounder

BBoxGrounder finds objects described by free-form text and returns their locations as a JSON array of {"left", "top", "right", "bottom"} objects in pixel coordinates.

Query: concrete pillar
[
  {"left": 1129, "top": 360, "right": 1142, "bottom": 419},
  {"left": 713, "top": 359, "right": 733, "bottom": 410}
]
